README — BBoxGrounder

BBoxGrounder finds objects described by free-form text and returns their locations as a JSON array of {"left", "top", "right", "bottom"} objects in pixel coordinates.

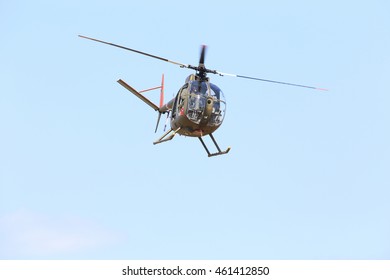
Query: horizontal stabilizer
[{"left": 117, "top": 79, "right": 159, "bottom": 111}]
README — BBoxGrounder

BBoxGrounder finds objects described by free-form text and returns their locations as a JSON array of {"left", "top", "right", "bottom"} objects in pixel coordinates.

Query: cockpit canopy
[{"left": 186, "top": 80, "right": 226, "bottom": 126}]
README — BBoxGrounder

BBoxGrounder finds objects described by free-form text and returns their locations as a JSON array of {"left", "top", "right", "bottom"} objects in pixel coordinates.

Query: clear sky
[{"left": 1, "top": 0, "right": 389, "bottom": 259}]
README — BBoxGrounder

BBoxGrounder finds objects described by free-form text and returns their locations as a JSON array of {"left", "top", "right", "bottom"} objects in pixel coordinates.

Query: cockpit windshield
[
  {"left": 186, "top": 81, "right": 226, "bottom": 126},
  {"left": 189, "top": 81, "right": 208, "bottom": 95},
  {"left": 209, "top": 83, "right": 225, "bottom": 103},
  {"left": 187, "top": 81, "right": 207, "bottom": 123}
]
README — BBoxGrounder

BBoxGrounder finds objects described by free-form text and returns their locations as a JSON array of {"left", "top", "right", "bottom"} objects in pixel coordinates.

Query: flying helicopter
[{"left": 79, "top": 35, "right": 327, "bottom": 157}]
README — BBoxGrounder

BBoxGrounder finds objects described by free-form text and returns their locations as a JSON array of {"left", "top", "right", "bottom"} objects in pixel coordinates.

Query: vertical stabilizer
[{"left": 160, "top": 74, "right": 164, "bottom": 108}]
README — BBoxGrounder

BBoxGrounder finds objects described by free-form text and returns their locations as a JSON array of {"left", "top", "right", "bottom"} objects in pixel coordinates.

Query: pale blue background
[{"left": 1, "top": 0, "right": 389, "bottom": 259}]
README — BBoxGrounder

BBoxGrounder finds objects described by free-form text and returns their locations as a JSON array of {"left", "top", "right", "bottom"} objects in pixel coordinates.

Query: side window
[
  {"left": 172, "top": 84, "right": 188, "bottom": 118},
  {"left": 209, "top": 83, "right": 226, "bottom": 126}
]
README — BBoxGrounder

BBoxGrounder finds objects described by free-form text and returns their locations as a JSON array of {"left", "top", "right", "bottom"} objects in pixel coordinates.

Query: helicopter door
[
  {"left": 209, "top": 83, "right": 226, "bottom": 126},
  {"left": 172, "top": 84, "right": 188, "bottom": 119},
  {"left": 187, "top": 81, "right": 208, "bottom": 124}
]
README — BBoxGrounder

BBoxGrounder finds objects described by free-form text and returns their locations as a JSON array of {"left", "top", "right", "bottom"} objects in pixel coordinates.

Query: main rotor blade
[
  {"left": 78, "top": 35, "right": 189, "bottom": 68},
  {"left": 199, "top": 45, "right": 206, "bottom": 66},
  {"left": 79, "top": 35, "right": 327, "bottom": 91},
  {"left": 216, "top": 71, "right": 328, "bottom": 91}
]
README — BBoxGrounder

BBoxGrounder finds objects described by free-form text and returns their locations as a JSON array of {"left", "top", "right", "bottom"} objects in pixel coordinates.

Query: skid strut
[
  {"left": 198, "top": 133, "right": 231, "bottom": 157},
  {"left": 153, "top": 127, "right": 181, "bottom": 145}
]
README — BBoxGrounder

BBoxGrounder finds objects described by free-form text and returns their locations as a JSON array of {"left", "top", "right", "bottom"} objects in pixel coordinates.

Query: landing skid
[
  {"left": 198, "top": 133, "right": 231, "bottom": 157},
  {"left": 153, "top": 127, "right": 181, "bottom": 145}
]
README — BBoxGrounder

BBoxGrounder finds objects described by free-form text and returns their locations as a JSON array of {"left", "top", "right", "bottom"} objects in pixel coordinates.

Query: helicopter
[{"left": 79, "top": 35, "right": 327, "bottom": 157}]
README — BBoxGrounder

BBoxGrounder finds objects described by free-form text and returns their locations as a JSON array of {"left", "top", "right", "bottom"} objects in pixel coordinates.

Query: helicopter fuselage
[
  {"left": 80, "top": 34, "right": 326, "bottom": 157},
  {"left": 162, "top": 74, "right": 226, "bottom": 137}
]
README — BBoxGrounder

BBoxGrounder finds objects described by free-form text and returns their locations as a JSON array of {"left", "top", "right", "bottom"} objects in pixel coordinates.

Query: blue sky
[{"left": 1, "top": 0, "right": 389, "bottom": 259}]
